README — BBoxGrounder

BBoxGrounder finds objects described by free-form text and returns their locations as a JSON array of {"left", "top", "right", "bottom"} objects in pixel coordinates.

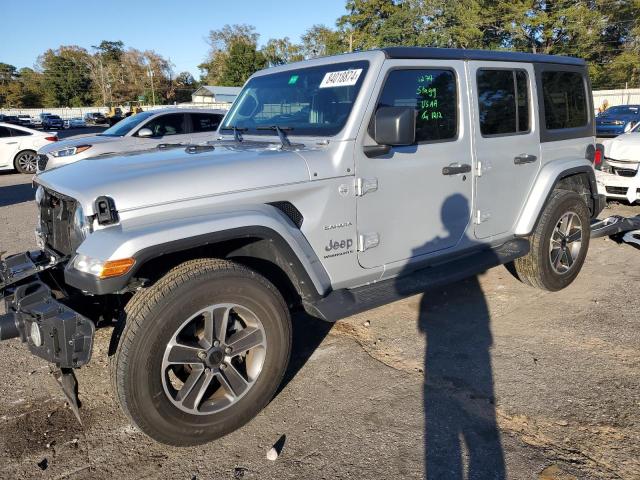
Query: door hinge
[
  {"left": 357, "top": 232, "right": 380, "bottom": 252},
  {"left": 355, "top": 177, "right": 378, "bottom": 197},
  {"left": 475, "top": 210, "right": 491, "bottom": 224}
]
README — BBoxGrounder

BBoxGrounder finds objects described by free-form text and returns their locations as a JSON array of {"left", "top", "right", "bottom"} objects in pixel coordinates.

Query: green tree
[
  {"left": 301, "top": 25, "right": 346, "bottom": 57},
  {"left": 173, "top": 71, "right": 198, "bottom": 103},
  {"left": 262, "top": 37, "right": 304, "bottom": 66},
  {"left": 199, "top": 24, "right": 260, "bottom": 84},
  {"left": 40, "top": 46, "right": 94, "bottom": 107},
  {"left": 218, "top": 40, "right": 267, "bottom": 86}
]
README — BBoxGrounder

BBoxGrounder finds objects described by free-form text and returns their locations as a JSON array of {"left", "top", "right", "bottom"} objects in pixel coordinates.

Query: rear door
[{"left": 469, "top": 62, "right": 541, "bottom": 239}]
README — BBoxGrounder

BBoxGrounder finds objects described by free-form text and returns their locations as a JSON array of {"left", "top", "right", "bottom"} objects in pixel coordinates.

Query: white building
[{"left": 191, "top": 86, "right": 242, "bottom": 104}]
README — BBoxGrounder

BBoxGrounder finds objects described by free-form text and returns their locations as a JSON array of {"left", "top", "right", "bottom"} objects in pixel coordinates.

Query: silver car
[{"left": 37, "top": 108, "right": 226, "bottom": 171}]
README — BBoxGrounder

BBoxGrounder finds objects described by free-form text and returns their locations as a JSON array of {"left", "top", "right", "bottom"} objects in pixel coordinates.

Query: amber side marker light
[{"left": 100, "top": 258, "right": 136, "bottom": 279}]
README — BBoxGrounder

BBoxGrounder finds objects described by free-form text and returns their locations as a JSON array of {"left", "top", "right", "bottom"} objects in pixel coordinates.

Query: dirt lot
[{"left": 0, "top": 171, "right": 639, "bottom": 480}]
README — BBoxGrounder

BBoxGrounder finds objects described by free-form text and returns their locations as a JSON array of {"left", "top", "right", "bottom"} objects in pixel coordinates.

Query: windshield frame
[
  {"left": 220, "top": 60, "right": 370, "bottom": 138},
  {"left": 99, "top": 111, "right": 156, "bottom": 137}
]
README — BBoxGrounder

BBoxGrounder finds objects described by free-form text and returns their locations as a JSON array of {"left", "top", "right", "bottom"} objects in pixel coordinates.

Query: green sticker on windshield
[{"left": 288, "top": 75, "right": 299, "bottom": 85}]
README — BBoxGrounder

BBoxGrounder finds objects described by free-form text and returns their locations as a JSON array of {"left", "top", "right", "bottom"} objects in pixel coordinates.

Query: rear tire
[
  {"left": 111, "top": 258, "right": 291, "bottom": 446},
  {"left": 509, "top": 190, "right": 590, "bottom": 291}
]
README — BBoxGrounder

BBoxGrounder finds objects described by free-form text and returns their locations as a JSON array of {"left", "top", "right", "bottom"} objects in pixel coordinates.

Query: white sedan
[
  {"left": 597, "top": 122, "right": 640, "bottom": 203},
  {"left": 0, "top": 122, "right": 58, "bottom": 174}
]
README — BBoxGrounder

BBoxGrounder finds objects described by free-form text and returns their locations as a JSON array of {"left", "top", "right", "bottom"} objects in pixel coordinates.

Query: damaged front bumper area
[{"left": 0, "top": 251, "right": 94, "bottom": 369}]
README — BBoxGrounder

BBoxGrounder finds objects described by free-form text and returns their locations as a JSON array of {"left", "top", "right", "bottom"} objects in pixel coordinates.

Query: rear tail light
[{"left": 44, "top": 136, "right": 58, "bottom": 142}]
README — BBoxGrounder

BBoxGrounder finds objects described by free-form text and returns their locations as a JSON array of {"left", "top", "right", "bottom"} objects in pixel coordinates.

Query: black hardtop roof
[{"left": 381, "top": 47, "right": 586, "bottom": 66}]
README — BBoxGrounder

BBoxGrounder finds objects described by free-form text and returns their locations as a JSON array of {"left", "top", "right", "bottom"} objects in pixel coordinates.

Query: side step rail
[{"left": 310, "top": 238, "right": 530, "bottom": 322}]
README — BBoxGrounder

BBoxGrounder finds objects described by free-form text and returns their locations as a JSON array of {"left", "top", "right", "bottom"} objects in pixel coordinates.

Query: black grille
[
  {"left": 37, "top": 154, "right": 48, "bottom": 171},
  {"left": 612, "top": 167, "right": 637, "bottom": 177},
  {"left": 605, "top": 186, "right": 628, "bottom": 195},
  {"left": 268, "top": 202, "right": 303, "bottom": 228},
  {"left": 39, "top": 189, "right": 80, "bottom": 256}
]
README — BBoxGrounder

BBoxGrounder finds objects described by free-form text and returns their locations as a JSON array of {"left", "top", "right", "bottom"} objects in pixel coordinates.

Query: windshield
[
  {"left": 221, "top": 60, "right": 369, "bottom": 137},
  {"left": 100, "top": 111, "right": 156, "bottom": 136}
]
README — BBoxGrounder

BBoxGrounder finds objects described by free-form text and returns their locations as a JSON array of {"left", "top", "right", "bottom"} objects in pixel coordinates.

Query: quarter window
[
  {"left": 8, "top": 128, "right": 30, "bottom": 137},
  {"left": 376, "top": 69, "right": 458, "bottom": 142},
  {"left": 191, "top": 113, "right": 223, "bottom": 133},
  {"left": 477, "top": 69, "right": 530, "bottom": 136},
  {"left": 542, "top": 71, "right": 588, "bottom": 129}
]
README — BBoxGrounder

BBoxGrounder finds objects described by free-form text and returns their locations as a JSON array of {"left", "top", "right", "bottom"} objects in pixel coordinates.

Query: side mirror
[
  {"left": 138, "top": 128, "right": 154, "bottom": 138},
  {"left": 364, "top": 106, "right": 416, "bottom": 158}
]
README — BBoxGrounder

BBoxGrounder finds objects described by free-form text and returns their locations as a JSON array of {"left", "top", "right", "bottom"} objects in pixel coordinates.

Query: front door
[
  {"left": 355, "top": 60, "right": 474, "bottom": 269},
  {"left": 469, "top": 62, "right": 541, "bottom": 239},
  {"left": 0, "top": 126, "right": 20, "bottom": 169}
]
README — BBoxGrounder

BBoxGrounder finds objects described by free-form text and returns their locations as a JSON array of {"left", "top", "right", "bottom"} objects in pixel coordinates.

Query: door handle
[
  {"left": 6, "top": 142, "right": 17, "bottom": 145},
  {"left": 442, "top": 163, "right": 471, "bottom": 175},
  {"left": 514, "top": 154, "right": 537, "bottom": 165}
]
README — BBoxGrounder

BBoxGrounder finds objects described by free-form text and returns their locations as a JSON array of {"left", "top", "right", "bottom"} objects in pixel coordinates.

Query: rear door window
[
  {"left": 477, "top": 69, "right": 530, "bottom": 136},
  {"left": 191, "top": 113, "right": 223, "bottom": 133},
  {"left": 375, "top": 69, "right": 458, "bottom": 142},
  {"left": 542, "top": 71, "right": 588, "bottom": 129},
  {"left": 0, "top": 127, "right": 11, "bottom": 138},
  {"left": 9, "top": 128, "right": 31, "bottom": 137}
]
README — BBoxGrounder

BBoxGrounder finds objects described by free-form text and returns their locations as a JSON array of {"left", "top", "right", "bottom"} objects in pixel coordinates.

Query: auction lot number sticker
[{"left": 319, "top": 69, "right": 363, "bottom": 88}]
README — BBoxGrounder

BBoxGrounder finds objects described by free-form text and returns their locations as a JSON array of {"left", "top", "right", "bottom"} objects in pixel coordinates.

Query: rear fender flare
[{"left": 515, "top": 160, "right": 598, "bottom": 236}]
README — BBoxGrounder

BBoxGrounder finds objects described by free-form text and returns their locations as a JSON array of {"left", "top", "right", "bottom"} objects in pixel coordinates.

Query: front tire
[
  {"left": 14, "top": 150, "right": 38, "bottom": 174},
  {"left": 111, "top": 258, "right": 292, "bottom": 446},
  {"left": 509, "top": 190, "right": 590, "bottom": 291}
]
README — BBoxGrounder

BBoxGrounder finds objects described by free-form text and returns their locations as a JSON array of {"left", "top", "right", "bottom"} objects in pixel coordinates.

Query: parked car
[
  {"left": 1, "top": 48, "right": 603, "bottom": 446},
  {"left": 596, "top": 121, "right": 640, "bottom": 203},
  {"left": 38, "top": 108, "right": 226, "bottom": 171},
  {"left": 41, "top": 115, "right": 64, "bottom": 130},
  {"left": 2, "top": 115, "right": 21, "bottom": 125},
  {"left": 595, "top": 104, "right": 640, "bottom": 137},
  {"left": 17, "top": 115, "right": 33, "bottom": 127},
  {"left": 0, "top": 122, "right": 57, "bottom": 173},
  {"left": 84, "top": 112, "right": 107, "bottom": 125},
  {"left": 63, "top": 117, "right": 87, "bottom": 129}
]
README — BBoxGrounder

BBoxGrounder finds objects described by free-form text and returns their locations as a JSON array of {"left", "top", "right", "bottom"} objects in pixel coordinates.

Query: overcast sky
[{"left": 1, "top": 0, "right": 347, "bottom": 77}]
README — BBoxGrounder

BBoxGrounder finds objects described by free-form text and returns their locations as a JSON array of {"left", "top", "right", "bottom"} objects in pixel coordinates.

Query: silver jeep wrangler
[{"left": 0, "top": 47, "right": 604, "bottom": 446}]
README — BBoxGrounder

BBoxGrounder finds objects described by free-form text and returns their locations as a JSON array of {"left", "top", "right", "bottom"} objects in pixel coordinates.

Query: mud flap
[{"left": 53, "top": 367, "right": 83, "bottom": 424}]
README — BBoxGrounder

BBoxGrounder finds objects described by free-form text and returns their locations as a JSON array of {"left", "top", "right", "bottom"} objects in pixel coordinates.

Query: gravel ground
[{"left": 0, "top": 170, "right": 638, "bottom": 480}]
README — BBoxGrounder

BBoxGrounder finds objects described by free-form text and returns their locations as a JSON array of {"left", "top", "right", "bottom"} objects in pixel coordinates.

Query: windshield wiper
[
  {"left": 256, "top": 126, "right": 295, "bottom": 148},
  {"left": 219, "top": 126, "right": 247, "bottom": 143}
]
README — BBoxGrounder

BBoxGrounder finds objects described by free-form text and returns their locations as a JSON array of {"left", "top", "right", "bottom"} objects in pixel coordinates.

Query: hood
[
  {"left": 602, "top": 133, "right": 640, "bottom": 162},
  {"left": 38, "top": 135, "right": 121, "bottom": 154},
  {"left": 35, "top": 143, "right": 311, "bottom": 214}
]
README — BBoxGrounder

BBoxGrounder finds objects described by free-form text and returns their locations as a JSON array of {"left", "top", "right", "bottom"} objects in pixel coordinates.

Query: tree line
[{"left": 2, "top": 0, "right": 639, "bottom": 108}]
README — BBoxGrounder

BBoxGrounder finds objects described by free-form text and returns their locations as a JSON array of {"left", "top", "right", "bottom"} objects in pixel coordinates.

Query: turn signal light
[{"left": 100, "top": 258, "right": 136, "bottom": 279}]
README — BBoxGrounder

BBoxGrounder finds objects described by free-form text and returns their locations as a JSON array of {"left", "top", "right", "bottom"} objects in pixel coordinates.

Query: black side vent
[{"left": 268, "top": 202, "right": 303, "bottom": 228}]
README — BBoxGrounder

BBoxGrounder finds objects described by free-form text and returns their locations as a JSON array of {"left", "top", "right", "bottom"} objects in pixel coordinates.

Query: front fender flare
[{"left": 65, "top": 204, "right": 331, "bottom": 299}]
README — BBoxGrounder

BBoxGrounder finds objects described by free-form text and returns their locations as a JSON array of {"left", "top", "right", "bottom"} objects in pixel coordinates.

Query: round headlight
[
  {"left": 35, "top": 185, "right": 44, "bottom": 205},
  {"left": 72, "top": 204, "right": 91, "bottom": 239},
  {"left": 30, "top": 322, "right": 43, "bottom": 347}
]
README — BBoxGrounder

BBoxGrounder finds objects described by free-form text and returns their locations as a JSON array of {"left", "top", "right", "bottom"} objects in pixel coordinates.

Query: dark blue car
[{"left": 596, "top": 104, "right": 640, "bottom": 137}]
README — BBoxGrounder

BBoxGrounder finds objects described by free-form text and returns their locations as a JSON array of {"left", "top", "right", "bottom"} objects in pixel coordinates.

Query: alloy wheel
[
  {"left": 161, "top": 303, "right": 267, "bottom": 415},
  {"left": 549, "top": 211, "right": 583, "bottom": 274}
]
